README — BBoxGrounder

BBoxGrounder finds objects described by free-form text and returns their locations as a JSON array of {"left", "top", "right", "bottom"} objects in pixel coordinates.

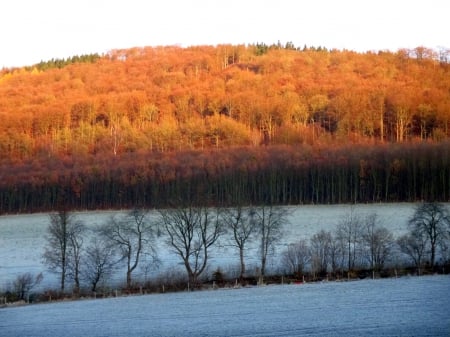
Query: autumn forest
[{"left": 0, "top": 43, "right": 449, "bottom": 213}]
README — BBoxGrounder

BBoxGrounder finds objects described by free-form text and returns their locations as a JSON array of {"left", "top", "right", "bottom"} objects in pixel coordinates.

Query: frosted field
[
  {"left": 0, "top": 203, "right": 418, "bottom": 289},
  {"left": 1, "top": 275, "right": 449, "bottom": 337}
]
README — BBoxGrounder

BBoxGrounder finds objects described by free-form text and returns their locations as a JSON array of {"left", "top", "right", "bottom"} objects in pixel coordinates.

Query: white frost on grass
[{"left": 1, "top": 275, "right": 449, "bottom": 337}]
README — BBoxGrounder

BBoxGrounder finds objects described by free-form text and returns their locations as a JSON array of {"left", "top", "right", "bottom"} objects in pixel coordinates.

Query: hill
[{"left": 0, "top": 44, "right": 449, "bottom": 212}]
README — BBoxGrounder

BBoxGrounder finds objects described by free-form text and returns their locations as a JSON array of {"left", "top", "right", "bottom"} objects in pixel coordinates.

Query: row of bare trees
[
  {"left": 40, "top": 205, "right": 288, "bottom": 294},
  {"left": 281, "top": 212, "right": 396, "bottom": 279},
  {"left": 282, "top": 203, "right": 450, "bottom": 279},
  {"left": 37, "top": 203, "right": 449, "bottom": 298}
]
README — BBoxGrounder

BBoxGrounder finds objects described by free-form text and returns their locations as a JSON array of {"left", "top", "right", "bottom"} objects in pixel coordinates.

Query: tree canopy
[
  {"left": 1, "top": 44, "right": 449, "bottom": 161},
  {"left": 0, "top": 44, "right": 449, "bottom": 212}
]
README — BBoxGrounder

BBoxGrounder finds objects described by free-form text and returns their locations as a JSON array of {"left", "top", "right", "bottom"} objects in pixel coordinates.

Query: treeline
[
  {"left": 24, "top": 53, "right": 101, "bottom": 72},
  {"left": 3, "top": 202, "right": 450, "bottom": 304},
  {"left": 1, "top": 44, "right": 449, "bottom": 214},
  {"left": 0, "top": 142, "right": 449, "bottom": 214},
  {"left": 1, "top": 44, "right": 450, "bottom": 162}
]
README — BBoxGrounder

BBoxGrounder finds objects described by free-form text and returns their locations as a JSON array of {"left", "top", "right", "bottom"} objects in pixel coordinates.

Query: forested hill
[
  {"left": 0, "top": 44, "right": 449, "bottom": 212},
  {"left": 1, "top": 44, "right": 450, "bottom": 157}
]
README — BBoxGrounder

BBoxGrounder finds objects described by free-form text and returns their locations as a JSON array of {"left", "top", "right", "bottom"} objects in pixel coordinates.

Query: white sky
[{"left": 1, "top": 0, "right": 449, "bottom": 68}]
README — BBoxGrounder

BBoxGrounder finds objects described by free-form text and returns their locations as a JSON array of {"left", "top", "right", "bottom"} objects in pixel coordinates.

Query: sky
[{"left": 1, "top": 0, "right": 449, "bottom": 68}]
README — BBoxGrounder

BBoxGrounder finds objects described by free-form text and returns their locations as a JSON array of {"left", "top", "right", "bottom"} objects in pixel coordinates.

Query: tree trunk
[
  {"left": 430, "top": 243, "right": 435, "bottom": 269},
  {"left": 61, "top": 236, "right": 67, "bottom": 292},
  {"left": 239, "top": 248, "right": 246, "bottom": 279},
  {"left": 380, "top": 103, "right": 384, "bottom": 142},
  {"left": 261, "top": 255, "right": 266, "bottom": 279},
  {"left": 127, "top": 269, "right": 132, "bottom": 289},
  {"left": 61, "top": 264, "right": 65, "bottom": 292}
]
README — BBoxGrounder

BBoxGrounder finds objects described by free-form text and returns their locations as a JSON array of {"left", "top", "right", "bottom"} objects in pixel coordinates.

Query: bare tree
[
  {"left": 310, "top": 230, "right": 332, "bottom": 277},
  {"left": 397, "top": 230, "right": 427, "bottom": 275},
  {"left": 329, "top": 233, "right": 345, "bottom": 276},
  {"left": 43, "top": 210, "right": 85, "bottom": 292},
  {"left": 13, "top": 273, "right": 43, "bottom": 302},
  {"left": 362, "top": 213, "right": 394, "bottom": 278},
  {"left": 67, "top": 222, "right": 85, "bottom": 294},
  {"left": 159, "top": 205, "right": 223, "bottom": 287},
  {"left": 439, "top": 233, "right": 450, "bottom": 267},
  {"left": 222, "top": 206, "right": 258, "bottom": 279},
  {"left": 254, "top": 205, "right": 288, "bottom": 283},
  {"left": 335, "top": 208, "right": 364, "bottom": 273},
  {"left": 408, "top": 202, "right": 450, "bottom": 268},
  {"left": 82, "top": 235, "right": 116, "bottom": 292},
  {"left": 100, "top": 208, "right": 157, "bottom": 289},
  {"left": 281, "top": 239, "right": 310, "bottom": 276}
]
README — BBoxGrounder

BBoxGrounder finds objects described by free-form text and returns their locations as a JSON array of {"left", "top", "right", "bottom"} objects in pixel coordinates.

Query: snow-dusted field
[
  {"left": 1, "top": 275, "right": 449, "bottom": 337},
  {"left": 0, "top": 203, "right": 419, "bottom": 290}
]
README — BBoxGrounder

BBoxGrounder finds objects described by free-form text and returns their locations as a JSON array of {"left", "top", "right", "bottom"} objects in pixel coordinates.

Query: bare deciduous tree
[
  {"left": 397, "top": 230, "right": 427, "bottom": 275},
  {"left": 42, "top": 210, "right": 85, "bottom": 292},
  {"left": 310, "top": 230, "right": 332, "bottom": 277},
  {"left": 362, "top": 213, "right": 394, "bottom": 278},
  {"left": 281, "top": 239, "right": 310, "bottom": 276},
  {"left": 329, "top": 233, "right": 345, "bottom": 276},
  {"left": 408, "top": 202, "right": 450, "bottom": 268},
  {"left": 222, "top": 206, "right": 258, "bottom": 279},
  {"left": 254, "top": 205, "right": 288, "bottom": 283},
  {"left": 159, "top": 206, "right": 223, "bottom": 287},
  {"left": 100, "top": 208, "right": 157, "bottom": 289},
  {"left": 82, "top": 235, "right": 116, "bottom": 292},
  {"left": 335, "top": 209, "right": 364, "bottom": 272},
  {"left": 67, "top": 221, "right": 85, "bottom": 294},
  {"left": 13, "top": 273, "right": 43, "bottom": 302}
]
